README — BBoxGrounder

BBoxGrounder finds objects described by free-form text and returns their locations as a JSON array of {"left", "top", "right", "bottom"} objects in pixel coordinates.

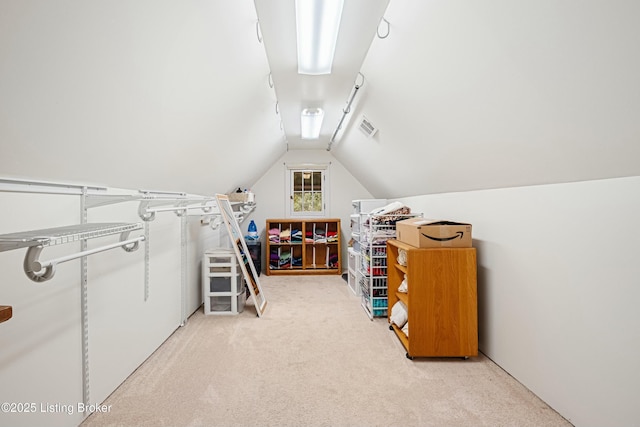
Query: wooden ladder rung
[{"left": 0, "top": 305, "right": 12, "bottom": 323}]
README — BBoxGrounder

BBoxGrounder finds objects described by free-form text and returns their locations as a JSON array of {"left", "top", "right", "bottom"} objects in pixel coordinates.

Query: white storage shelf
[
  {"left": 357, "top": 212, "right": 422, "bottom": 319},
  {"left": 203, "top": 249, "right": 245, "bottom": 315},
  {"left": 349, "top": 199, "right": 388, "bottom": 301},
  {"left": 347, "top": 247, "right": 360, "bottom": 296}
]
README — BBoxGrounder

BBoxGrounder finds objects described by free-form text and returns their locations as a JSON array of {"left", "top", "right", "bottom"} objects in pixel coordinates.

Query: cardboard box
[{"left": 396, "top": 218, "right": 472, "bottom": 248}]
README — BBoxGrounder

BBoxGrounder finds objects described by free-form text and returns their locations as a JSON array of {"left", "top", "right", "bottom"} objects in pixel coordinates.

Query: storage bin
[
  {"left": 348, "top": 270, "right": 357, "bottom": 294},
  {"left": 245, "top": 240, "right": 262, "bottom": 276},
  {"left": 203, "top": 248, "right": 244, "bottom": 315},
  {"left": 348, "top": 248, "right": 357, "bottom": 271},
  {"left": 208, "top": 265, "right": 234, "bottom": 274},
  {"left": 208, "top": 293, "right": 245, "bottom": 314},
  {"left": 206, "top": 252, "right": 236, "bottom": 264},
  {"left": 210, "top": 275, "right": 242, "bottom": 293}
]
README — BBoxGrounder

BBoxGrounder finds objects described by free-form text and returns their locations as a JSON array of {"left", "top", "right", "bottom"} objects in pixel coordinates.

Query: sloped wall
[
  {"left": 399, "top": 176, "right": 640, "bottom": 427},
  {"left": 332, "top": 0, "right": 640, "bottom": 198},
  {"left": 0, "top": 0, "right": 284, "bottom": 196}
]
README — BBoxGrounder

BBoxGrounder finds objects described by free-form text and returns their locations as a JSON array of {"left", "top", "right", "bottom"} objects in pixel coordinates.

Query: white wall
[
  {"left": 0, "top": 183, "right": 212, "bottom": 427},
  {"left": 333, "top": 0, "right": 640, "bottom": 198},
  {"left": 0, "top": 192, "right": 84, "bottom": 427},
  {"left": 248, "top": 150, "right": 374, "bottom": 274},
  {"left": 0, "top": 0, "right": 284, "bottom": 196},
  {"left": 399, "top": 176, "right": 640, "bottom": 427}
]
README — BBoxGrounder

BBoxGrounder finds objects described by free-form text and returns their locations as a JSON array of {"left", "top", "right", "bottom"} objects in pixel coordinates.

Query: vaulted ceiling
[
  {"left": 254, "top": 0, "right": 390, "bottom": 150},
  {"left": 1, "top": 1, "right": 639, "bottom": 199}
]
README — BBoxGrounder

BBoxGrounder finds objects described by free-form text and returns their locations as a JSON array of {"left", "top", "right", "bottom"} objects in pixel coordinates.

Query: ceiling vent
[{"left": 358, "top": 115, "right": 378, "bottom": 138}]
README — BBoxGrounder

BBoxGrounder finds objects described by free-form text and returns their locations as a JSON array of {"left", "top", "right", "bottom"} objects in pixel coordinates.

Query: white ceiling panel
[{"left": 254, "top": 0, "right": 390, "bottom": 150}]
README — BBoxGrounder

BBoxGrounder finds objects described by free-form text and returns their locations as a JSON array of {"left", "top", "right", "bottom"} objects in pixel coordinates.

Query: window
[{"left": 287, "top": 164, "right": 329, "bottom": 217}]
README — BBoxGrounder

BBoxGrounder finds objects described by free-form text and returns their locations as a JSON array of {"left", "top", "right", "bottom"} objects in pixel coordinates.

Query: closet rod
[
  {"left": 143, "top": 206, "right": 189, "bottom": 214},
  {"left": 24, "top": 236, "right": 145, "bottom": 282},
  {"left": 146, "top": 203, "right": 216, "bottom": 213},
  {"left": 139, "top": 189, "right": 187, "bottom": 197}
]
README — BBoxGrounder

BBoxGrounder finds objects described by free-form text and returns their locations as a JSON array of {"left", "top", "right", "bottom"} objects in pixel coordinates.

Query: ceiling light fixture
[
  {"left": 295, "top": 0, "right": 344, "bottom": 75},
  {"left": 301, "top": 108, "right": 324, "bottom": 139}
]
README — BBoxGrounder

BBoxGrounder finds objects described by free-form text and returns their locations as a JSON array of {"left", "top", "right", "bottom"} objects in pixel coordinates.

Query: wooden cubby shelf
[{"left": 266, "top": 218, "right": 341, "bottom": 275}]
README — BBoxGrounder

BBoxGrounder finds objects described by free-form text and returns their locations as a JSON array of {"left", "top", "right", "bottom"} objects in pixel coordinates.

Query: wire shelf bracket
[{"left": 0, "top": 223, "right": 144, "bottom": 283}]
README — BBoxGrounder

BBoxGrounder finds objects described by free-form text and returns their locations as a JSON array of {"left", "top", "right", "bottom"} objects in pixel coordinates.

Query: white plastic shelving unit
[
  {"left": 349, "top": 199, "right": 387, "bottom": 296},
  {"left": 202, "top": 249, "right": 245, "bottom": 315},
  {"left": 347, "top": 247, "right": 359, "bottom": 295},
  {"left": 357, "top": 210, "right": 422, "bottom": 319}
]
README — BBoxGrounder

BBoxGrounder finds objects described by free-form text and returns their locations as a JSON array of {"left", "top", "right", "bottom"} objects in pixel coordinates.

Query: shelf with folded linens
[{"left": 265, "top": 218, "right": 341, "bottom": 275}]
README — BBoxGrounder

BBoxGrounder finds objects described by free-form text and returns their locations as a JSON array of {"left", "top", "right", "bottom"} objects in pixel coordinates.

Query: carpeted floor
[{"left": 81, "top": 275, "right": 572, "bottom": 427}]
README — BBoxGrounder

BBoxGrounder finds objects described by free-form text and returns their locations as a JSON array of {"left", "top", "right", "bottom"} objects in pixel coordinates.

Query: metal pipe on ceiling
[{"left": 327, "top": 73, "right": 365, "bottom": 151}]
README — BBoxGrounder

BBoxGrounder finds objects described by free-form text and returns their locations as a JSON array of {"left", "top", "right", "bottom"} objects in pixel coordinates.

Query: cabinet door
[{"left": 410, "top": 249, "right": 478, "bottom": 357}]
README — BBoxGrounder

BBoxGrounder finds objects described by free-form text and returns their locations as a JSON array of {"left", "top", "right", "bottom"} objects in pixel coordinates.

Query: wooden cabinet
[
  {"left": 386, "top": 239, "right": 478, "bottom": 359},
  {"left": 266, "top": 218, "right": 341, "bottom": 275},
  {"left": 0, "top": 305, "right": 12, "bottom": 323}
]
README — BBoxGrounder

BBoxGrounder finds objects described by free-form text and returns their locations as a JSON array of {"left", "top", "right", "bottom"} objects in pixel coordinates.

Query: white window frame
[{"left": 285, "top": 163, "right": 330, "bottom": 217}]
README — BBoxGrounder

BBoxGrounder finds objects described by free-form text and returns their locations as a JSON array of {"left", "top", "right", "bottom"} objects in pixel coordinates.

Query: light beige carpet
[{"left": 81, "top": 275, "right": 572, "bottom": 427}]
